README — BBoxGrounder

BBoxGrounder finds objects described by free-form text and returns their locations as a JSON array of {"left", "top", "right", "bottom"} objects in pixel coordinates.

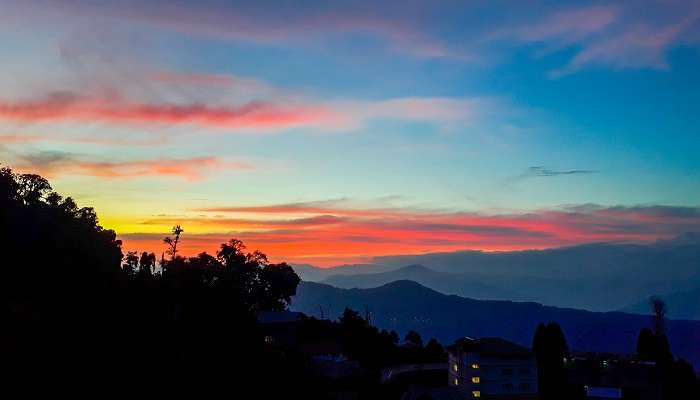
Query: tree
[
  {"left": 425, "top": 338, "right": 446, "bottom": 361},
  {"left": 405, "top": 330, "right": 423, "bottom": 347},
  {"left": 258, "top": 262, "right": 301, "bottom": 311},
  {"left": 122, "top": 251, "right": 139, "bottom": 275},
  {"left": 163, "top": 225, "right": 184, "bottom": 262},
  {"left": 16, "top": 173, "right": 51, "bottom": 204},
  {"left": 138, "top": 252, "right": 156, "bottom": 278},
  {"left": 636, "top": 298, "right": 673, "bottom": 366},
  {"left": 533, "top": 322, "right": 570, "bottom": 400},
  {"left": 651, "top": 297, "right": 667, "bottom": 336},
  {"left": 636, "top": 328, "right": 657, "bottom": 361}
]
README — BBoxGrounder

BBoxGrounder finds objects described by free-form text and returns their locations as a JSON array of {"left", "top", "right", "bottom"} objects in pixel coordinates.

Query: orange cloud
[{"left": 117, "top": 203, "right": 700, "bottom": 266}]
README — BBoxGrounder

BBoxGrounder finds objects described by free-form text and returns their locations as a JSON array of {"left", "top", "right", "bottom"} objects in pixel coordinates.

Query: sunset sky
[{"left": 2, "top": 0, "right": 700, "bottom": 265}]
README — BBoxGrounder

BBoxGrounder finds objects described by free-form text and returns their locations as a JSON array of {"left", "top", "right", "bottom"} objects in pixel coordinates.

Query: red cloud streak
[
  {"left": 119, "top": 203, "right": 700, "bottom": 266},
  {"left": 0, "top": 93, "right": 338, "bottom": 129}
]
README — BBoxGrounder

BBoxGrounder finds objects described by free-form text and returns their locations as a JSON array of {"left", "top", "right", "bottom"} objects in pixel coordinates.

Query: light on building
[
  {"left": 472, "top": 390, "right": 481, "bottom": 398},
  {"left": 453, "top": 363, "right": 459, "bottom": 372},
  {"left": 471, "top": 363, "right": 480, "bottom": 369},
  {"left": 454, "top": 378, "right": 459, "bottom": 386},
  {"left": 472, "top": 376, "right": 480, "bottom": 383}
]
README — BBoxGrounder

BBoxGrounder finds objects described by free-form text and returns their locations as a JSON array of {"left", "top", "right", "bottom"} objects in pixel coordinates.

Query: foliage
[
  {"left": 532, "top": 322, "right": 569, "bottom": 400},
  {"left": 0, "top": 165, "right": 301, "bottom": 395}
]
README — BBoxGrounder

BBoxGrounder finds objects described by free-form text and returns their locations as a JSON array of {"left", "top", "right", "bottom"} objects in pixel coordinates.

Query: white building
[{"left": 448, "top": 337, "right": 538, "bottom": 399}]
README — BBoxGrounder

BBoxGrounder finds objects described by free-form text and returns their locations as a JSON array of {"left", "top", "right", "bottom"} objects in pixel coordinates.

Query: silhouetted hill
[
  {"left": 292, "top": 280, "right": 700, "bottom": 368},
  {"left": 292, "top": 263, "right": 398, "bottom": 281},
  {"left": 295, "top": 234, "right": 700, "bottom": 312},
  {"left": 321, "top": 264, "right": 520, "bottom": 301},
  {"left": 623, "top": 287, "right": 700, "bottom": 320}
]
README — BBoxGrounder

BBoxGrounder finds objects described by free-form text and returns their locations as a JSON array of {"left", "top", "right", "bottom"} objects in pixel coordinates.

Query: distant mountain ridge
[
  {"left": 291, "top": 280, "right": 700, "bottom": 368},
  {"left": 321, "top": 264, "right": 521, "bottom": 301},
  {"left": 293, "top": 234, "right": 700, "bottom": 312}
]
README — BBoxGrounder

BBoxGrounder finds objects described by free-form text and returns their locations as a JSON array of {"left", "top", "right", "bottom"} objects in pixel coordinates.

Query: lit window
[
  {"left": 472, "top": 377, "right": 480, "bottom": 384},
  {"left": 453, "top": 363, "right": 459, "bottom": 372},
  {"left": 472, "top": 390, "right": 481, "bottom": 398},
  {"left": 471, "top": 363, "right": 480, "bottom": 369},
  {"left": 454, "top": 378, "right": 459, "bottom": 386}
]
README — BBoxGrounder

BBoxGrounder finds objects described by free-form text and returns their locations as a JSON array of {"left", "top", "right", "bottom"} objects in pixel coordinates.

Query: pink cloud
[
  {"left": 0, "top": 89, "right": 485, "bottom": 133},
  {"left": 13, "top": 155, "right": 251, "bottom": 181},
  {"left": 0, "top": 92, "right": 340, "bottom": 130}
]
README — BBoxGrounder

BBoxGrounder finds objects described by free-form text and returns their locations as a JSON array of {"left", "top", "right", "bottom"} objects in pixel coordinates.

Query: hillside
[
  {"left": 292, "top": 280, "right": 700, "bottom": 368},
  {"left": 295, "top": 234, "right": 700, "bottom": 312},
  {"left": 321, "top": 264, "right": 520, "bottom": 301}
]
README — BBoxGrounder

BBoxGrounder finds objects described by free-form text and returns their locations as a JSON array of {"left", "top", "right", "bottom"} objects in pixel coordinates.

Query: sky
[{"left": 1, "top": 0, "right": 699, "bottom": 266}]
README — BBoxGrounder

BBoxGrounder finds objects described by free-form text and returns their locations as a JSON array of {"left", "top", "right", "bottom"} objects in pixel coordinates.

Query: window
[
  {"left": 501, "top": 368, "right": 514, "bottom": 376},
  {"left": 471, "top": 377, "right": 480, "bottom": 384},
  {"left": 453, "top": 378, "right": 459, "bottom": 386},
  {"left": 472, "top": 390, "right": 481, "bottom": 398},
  {"left": 518, "top": 382, "right": 531, "bottom": 391},
  {"left": 471, "top": 363, "right": 480, "bottom": 369},
  {"left": 453, "top": 363, "right": 459, "bottom": 372},
  {"left": 502, "top": 383, "right": 514, "bottom": 392},
  {"left": 518, "top": 367, "right": 531, "bottom": 375}
]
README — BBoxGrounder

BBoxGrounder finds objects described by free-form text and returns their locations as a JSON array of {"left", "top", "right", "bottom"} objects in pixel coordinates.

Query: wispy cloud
[
  {"left": 5, "top": 151, "right": 251, "bottom": 181},
  {"left": 0, "top": 88, "right": 490, "bottom": 134},
  {"left": 489, "top": 2, "right": 700, "bottom": 76},
  {"left": 503, "top": 166, "right": 597, "bottom": 187},
  {"left": 4, "top": 0, "right": 472, "bottom": 61},
  {"left": 525, "top": 166, "right": 597, "bottom": 177},
  {"left": 0, "top": 91, "right": 340, "bottom": 130}
]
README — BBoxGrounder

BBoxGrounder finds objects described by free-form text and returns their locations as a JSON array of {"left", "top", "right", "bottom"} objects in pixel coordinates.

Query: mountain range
[
  {"left": 321, "top": 264, "right": 521, "bottom": 301},
  {"left": 293, "top": 233, "right": 700, "bottom": 313},
  {"left": 291, "top": 280, "right": 700, "bottom": 368}
]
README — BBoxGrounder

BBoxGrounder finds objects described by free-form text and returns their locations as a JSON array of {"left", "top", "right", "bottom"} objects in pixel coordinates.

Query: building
[
  {"left": 447, "top": 337, "right": 538, "bottom": 399},
  {"left": 564, "top": 352, "right": 662, "bottom": 400},
  {"left": 256, "top": 310, "right": 304, "bottom": 347}
]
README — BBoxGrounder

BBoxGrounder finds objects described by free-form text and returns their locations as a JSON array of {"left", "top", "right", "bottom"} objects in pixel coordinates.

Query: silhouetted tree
[
  {"left": 258, "top": 262, "right": 301, "bottom": 311},
  {"left": 405, "top": 330, "right": 424, "bottom": 347},
  {"left": 122, "top": 251, "right": 139, "bottom": 275},
  {"left": 425, "top": 338, "right": 446, "bottom": 361},
  {"left": 138, "top": 251, "right": 156, "bottom": 278},
  {"left": 163, "top": 224, "right": 183, "bottom": 262},
  {"left": 1, "top": 166, "right": 306, "bottom": 395},
  {"left": 651, "top": 296, "right": 667, "bottom": 336},
  {"left": 533, "top": 322, "right": 570, "bottom": 400}
]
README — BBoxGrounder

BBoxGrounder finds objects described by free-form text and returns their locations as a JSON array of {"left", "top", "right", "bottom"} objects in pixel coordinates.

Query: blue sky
[{"left": 1, "top": 0, "right": 699, "bottom": 264}]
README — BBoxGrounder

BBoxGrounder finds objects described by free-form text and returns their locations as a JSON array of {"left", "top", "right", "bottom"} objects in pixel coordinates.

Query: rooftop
[{"left": 448, "top": 337, "right": 533, "bottom": 357}]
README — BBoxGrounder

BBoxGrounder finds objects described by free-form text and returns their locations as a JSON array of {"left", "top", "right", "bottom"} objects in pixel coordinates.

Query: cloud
[
  {"left": 552, "top": 10, "right": 700, "bottom": 76},
  {"left": 503, "top": 166, "right": 597, "bottom": 187},
  {"left": 513, "top": 6, "right": 618, "bottom": 44},
  {"left": 4, "top": 0, "right": 471, "bottom": 61},
  {"left": 490, "top": 2, "right": 700, "bottom": 76},
  {"left": 6, "top": 151, "right": 251, "bottom": 181},
  {"left": 117, "top": 201, "right": 700, "bottom": 265},
  {"left": 526, "top": 166, "right": 597, "bottom": 177},
  {"left": 0, "top": 91, "right": 340, "bottom": 130},
  {"left": 0, "top": 89, "right": 487, "bottom": 133}
]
